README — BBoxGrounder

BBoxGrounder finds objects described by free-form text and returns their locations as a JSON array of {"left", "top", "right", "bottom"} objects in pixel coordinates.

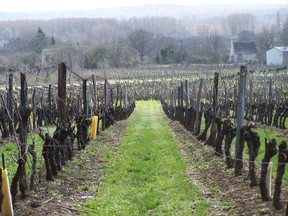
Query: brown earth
[
  {"left": 13, "top": 116, "right": 288, "bottom": 215},
  {"left": 14, "top": 120, "right": 128, "bottom": 216},
  {"left": 170, "top": 120, "right": 288, "bottom": 216}
]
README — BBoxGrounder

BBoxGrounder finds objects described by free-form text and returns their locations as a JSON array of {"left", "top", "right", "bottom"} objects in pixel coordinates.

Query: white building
[{"left": 266, "top": 47, "right": 288, "bottom": 66}]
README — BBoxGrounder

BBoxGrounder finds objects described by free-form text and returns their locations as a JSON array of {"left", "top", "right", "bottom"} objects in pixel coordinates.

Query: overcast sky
[{"left": 0, "top": 0, "right": 287, "bottom": 13}]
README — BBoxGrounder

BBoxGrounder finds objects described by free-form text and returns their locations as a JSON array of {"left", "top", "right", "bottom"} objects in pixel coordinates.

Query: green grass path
[{"left": 81, "top": 100, "right": 209, "bottom": 215}]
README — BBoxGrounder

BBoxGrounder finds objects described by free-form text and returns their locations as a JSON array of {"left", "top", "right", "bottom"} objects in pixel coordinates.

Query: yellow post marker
[
  {"left": 1, "top": 154, "right": 14, "bottom": 216},
  {"left": 91, "top": 116, "right": 98, "bottom": 140}
]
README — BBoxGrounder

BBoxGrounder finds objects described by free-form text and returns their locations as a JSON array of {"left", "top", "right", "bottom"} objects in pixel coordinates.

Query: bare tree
[
  {"left": 194, "top": 25, "right": 223, "bottom": 63},
  {"left": 238, "top": 30, "right": 255, "bottom": 41},
  {"left": 196, "top": 25, "right": 210, "bottom": 38},
  {"left": 257, "top": 29, "right": 275, "bottom": 51},
  {"left": 280, "top": 15, "right": 288, "bottom": 46},
  {"left": 207, "top": 29, "right": 221, "bottom": 54},
  {"left": 222, "top": 13, "right": 255, "bottom": 36},
  {"left": 128, "top": 29, "right": 153, "bottom": 62},
  {"left": 108, "top": 37, "right": 124, "bottom": 68},
  {"left": 256, "top": 28, "right": 275, "bottom": 63},
  {"left": 108, "top": 37, "right": 137, "bottom": 67}
]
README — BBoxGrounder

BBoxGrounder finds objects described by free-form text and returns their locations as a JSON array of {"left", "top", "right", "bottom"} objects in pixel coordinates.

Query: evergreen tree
[{"left": 30, "top": 27, "right": 49, "bottom": 54}]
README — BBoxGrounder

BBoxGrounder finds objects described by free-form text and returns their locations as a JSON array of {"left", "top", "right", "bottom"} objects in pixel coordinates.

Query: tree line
[{"left": 0, "top": 14, "right": 288, "bottom": 70}]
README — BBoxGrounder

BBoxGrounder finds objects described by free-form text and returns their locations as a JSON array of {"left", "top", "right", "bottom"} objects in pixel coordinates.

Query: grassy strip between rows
[{"left": 80, "top": 100, "right": 210, "bottom": 215}]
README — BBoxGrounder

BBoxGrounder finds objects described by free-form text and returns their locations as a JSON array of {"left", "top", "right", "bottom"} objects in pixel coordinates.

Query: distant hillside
[{"left": 0, "top": 4, "right": 288, "bottom": 22}]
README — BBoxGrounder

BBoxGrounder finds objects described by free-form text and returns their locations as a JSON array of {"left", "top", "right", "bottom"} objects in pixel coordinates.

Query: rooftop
[
  {"left": 274, "top": 47, "right": 288, "bottom": 52},
  {"left": 232, "top": 41, "right": 257, "bottom": 55}
]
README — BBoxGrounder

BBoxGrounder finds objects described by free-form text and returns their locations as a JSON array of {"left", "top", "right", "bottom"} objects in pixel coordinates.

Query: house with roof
[
  {"left": 266, "top": 47, "right": 288, "bottom": 66},
  {"left": 229, "top": 41, "right": 258, "bottom": 63}
]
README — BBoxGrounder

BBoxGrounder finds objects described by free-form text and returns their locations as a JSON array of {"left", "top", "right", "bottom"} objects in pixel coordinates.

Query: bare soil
[
  {"left": 14, "top": 120, "right": 128, "bottom": 216},
  {"left": 170, "top": 120, "right": 288, "bottom": 216}
]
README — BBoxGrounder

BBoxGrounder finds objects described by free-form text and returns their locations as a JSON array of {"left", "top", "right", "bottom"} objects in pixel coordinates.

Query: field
[
  {"left": 7, "top": 99, "right": 287, "bottom": 215},
  {"left": 0, "top": 64, "right": 288, "bottom": 215}
]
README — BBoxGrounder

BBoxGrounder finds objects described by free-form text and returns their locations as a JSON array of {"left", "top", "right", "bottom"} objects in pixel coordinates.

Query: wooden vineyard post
[
  {"left": 19, "top": 73, "right": 30, "bottom": 157},
  {"left": 160, "top": 84, "right": 163, "bottom": 102},
  {"left": 233, "top": 85, "right": 237, "bottom": 121},
  {"left": 132, "top": 87, "right": 135, "bottom": 104},
  {"left": 8, "top": 73, "right": 13, "bottom": 136},
  {"left": 170, "top": 90, "right": 173, "bottom": 108},
  {"left": 213, "top": 72, "right": 219, "bottom": 113},
  {"left": 192, "top": 82, "right": 196, "bottom": 108},
  {"left": 185, "top": 80, "right": 190, "bottom": 109},
  {"left": 176, "top": 86, "right": 181, "bottom": 122},
  {"left": 124, "top": 86, "right": 128, "bottom": 109},
  {"left": 32, "top": 88, "right": 36, "bottom": 110},
  {"left": 119, "top": 87, "right": 123, "bottom": 108},
  {"left": 31, "top": 88, "right": 36, "bottom": 129},
  {"left": 170, "top": 90, "right": 174, "bottom": 119},
  {"left": 205, "top": 72, "right": 219, "bottom": 146},
  {"left": 82, "top": 79, "right": 88, "bottom": 117},
  {"left": 11, "top": 73, "right": 30, "bottom": 202},
  {"left": 173, "top": 90, "right": 177, "bottom": 108},
  {"left": 184, "top": 80, "right": 191, "bottom": 129},
  {"left": 20, "top": 73, "right": 27, "bottom": 108},
  {"left": 194, "top": 79, "right": 203, "bottom": 136},
  {"left": 173, "top": 90, "right": 177, "bottom": 120},
  {"left": 177, "top": 86, "right": 181, "bottom": 108},
  {"left": 224, "top": 86, "right": 227, "bottom": 116},
  {"left": 101, "top": 79, "right": 108, "bottom": 130},
  {"left": 19, "top": 72, "right": 29, "bottom": 195},
  {"left": 179, "top": 82, "right": 185, "bottom": 125},
  {"left": 47, "top": 84, "right": 52, "bottom": 125},
  {"left": 105, "top": 79, "right": 109, "bottom": 108},
  {"left": 235, "top": 66, "right": 247, "bottom": 176},
  {"left": 92, "top": 75, "right": 98, "bottom": 114},
  {"left": 57, "top": 62, "right": 67, "bottom": 122},
  {"left": 116, "top": 84, "right": 120, "bottom": 107},
  {"left": 224, "top": 87, "right": 229, "bottom": 118},
  {"left": 180, "top": 82, "right": 184, "bottom": 108},
  {"left": 110, "top": 88, "right": 114, "bottom": 108},
  {"left": 248, "top": 80, "right": 253, "bottom": 120},
  {"left": 267, "top": 78, "right": 273, "bottom": 125}
]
